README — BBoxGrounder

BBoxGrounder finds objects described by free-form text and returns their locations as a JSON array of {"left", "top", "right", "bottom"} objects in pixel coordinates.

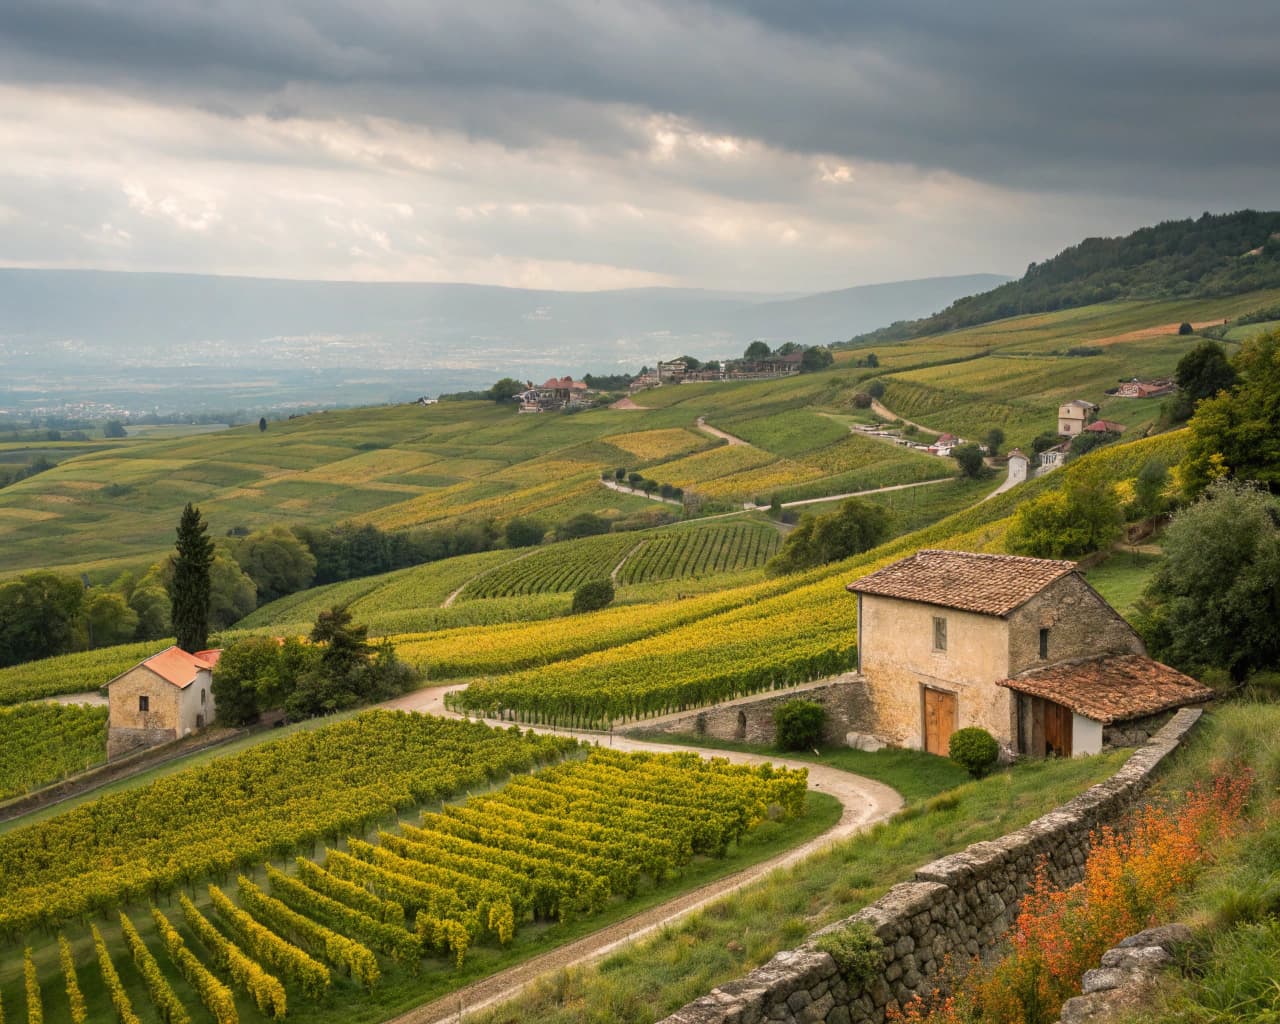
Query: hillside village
[{"left": 1, "top": 215, "right": 1279, "bottom": 1024}]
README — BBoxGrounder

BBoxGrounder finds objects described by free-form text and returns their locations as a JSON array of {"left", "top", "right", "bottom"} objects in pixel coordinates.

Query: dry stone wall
[
  {"left": 659, "top": 708, "right": 1202, "bottom": 1024},
  {"left": 634, "top": 676, "right": 874, "bottom": 748}
]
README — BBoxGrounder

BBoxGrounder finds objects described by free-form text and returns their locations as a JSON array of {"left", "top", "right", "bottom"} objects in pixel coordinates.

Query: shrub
[
  {"left": 614, "top": 467, "right": 626, "bottom": 481},
  {"left": 814, "top": 921, "right": 883, "bottom": 991},
  {"left": 774, "top": 699, "right": 826, "bottom": 751},
  {"left": 1178, "top": 321, "right": 1194, "bottom": 335},
  {"left": 948, "top": 727, "right": 999, "bottom": 777},
  {"left": 952, "top": 443, "right": 986, "bottom": 478},
  {"left": 571, "top": 579, "right": 615, "bottom": 614}
]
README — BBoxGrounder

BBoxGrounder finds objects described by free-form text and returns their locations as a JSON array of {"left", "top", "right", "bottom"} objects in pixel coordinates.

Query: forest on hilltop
[{"left": 850, "top": 210, "right": 1280, "bottom": 345}]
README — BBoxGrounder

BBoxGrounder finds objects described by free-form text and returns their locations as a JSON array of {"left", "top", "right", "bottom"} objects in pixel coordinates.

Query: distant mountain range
[{"left": 0, "top": 270, "right": 1007, "bottom": 416}]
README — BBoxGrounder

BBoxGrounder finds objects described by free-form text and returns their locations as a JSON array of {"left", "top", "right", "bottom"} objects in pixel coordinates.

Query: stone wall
[
  {"left": 108, "top": 725, "right": 177, "bottom": 759},
  {"left": 634, "top": 676, "right": 875, "bottom": 748},
  {"left": 659, "top": 708, "right": 1202, "bottom": 1024}
]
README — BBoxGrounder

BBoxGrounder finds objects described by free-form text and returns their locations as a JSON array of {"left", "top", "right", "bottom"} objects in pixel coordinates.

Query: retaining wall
[
  {"left": 635, "top": 676, "right": 875, "bottom": 748},
  {"left": 659, "top": 707, "right": 1201, "bottom": 1024}
]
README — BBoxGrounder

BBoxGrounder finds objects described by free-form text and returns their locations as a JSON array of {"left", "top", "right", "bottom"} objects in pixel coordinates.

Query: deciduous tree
[{"left": 1136, "top": 479, "right": 1280, "bottom": 679}]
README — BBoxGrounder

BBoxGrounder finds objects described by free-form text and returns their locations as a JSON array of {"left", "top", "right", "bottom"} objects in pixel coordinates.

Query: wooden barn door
[
  {"left": 1044, "top": 701, "right": 1073, "bottom": 757},
  {"left": 923, "top": 687, "right": 957, "bottom": 756}
]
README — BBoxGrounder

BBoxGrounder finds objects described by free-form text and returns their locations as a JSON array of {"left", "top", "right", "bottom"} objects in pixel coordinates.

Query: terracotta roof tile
[
  {"left": 846, "top": 549, "right": 1077, "bottom": 616},
  {"left": 997, "top": 654, "right": 1214, "bottom": 724},
  {"left": 139, "top": 646, "right": 216, "bottom": 689}
]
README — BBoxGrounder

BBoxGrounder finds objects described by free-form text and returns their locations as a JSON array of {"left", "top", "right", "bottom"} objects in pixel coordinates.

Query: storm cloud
[{"left": 1, "top": 1, "right": 1276, "bottom": 290}]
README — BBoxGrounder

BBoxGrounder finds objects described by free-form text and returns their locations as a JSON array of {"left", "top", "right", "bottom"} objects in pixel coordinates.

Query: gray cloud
[
  {"left": 3, "top": 1, "right": 1277, "bottom": 195},
  {"left": 0, "top": 1, "right": 1276, "bottom": 289}
]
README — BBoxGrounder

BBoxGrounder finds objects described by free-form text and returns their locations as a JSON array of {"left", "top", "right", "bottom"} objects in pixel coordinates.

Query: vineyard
[
  {"left": 616, "top": 522, "right": 780, "bottom": 585},
  {"left": 1, "top": 749, "right": 810, "bottom": 1024},
  {"left": 0, "top": 712, "right": 576, "bottom": 938},
  {"left": 0, "top": 640, "right": 160, "bottom": 704},
  {"left": 0, "top": 702, "right": 108, "bottom": 801},
  {"left": 393, "top": 578, "right": 798, "bottom": 679},
  {"left": 458, "top": 533, "right": 639, "bottom": 600}
]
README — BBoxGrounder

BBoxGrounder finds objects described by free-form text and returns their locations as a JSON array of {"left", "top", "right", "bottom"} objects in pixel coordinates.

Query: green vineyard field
[
  {"left": 0, "top": 702, "right": 109, "bottom": 801},
  {"left": 459, "top": 533, "right": 638, "bottom": 600},
  {"left": 616, "top": 522, "right": 780, "bottom": 585}
]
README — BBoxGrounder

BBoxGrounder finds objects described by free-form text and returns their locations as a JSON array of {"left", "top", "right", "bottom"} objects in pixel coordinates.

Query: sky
[{"left": 1, "top": 1, "right": 1277, "bottom": 293}]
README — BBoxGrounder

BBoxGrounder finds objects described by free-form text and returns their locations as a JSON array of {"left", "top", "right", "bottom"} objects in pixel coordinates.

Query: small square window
[
  {"left": 932, "top": 616, "right": 947, "bottom": 652},
  {"left": 1039, "top": 627, "right": 1050, "bottom": 660},
  {"left": 138, "top": 695, "right": 150, "bottom": 713}
]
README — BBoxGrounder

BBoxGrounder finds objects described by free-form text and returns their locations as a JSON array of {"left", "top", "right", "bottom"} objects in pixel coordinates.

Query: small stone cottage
[
  {"left": 105, "top": 646, "right": 221, "bottom": 758},
  {"left": 846, "top": 550, "right": 1211, "bottom": 758}
]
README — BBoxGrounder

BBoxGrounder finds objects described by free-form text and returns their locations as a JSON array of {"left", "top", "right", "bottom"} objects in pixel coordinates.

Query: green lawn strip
[
  {"left": 470, "top": 751, "right": 1129, "bottom": 1024},
  {"left": 1083, "top": 549, "right": 1164, "bottom": 619},
  {"left": 0, "top": 789, "right": 843, "bottom": 1024},
  {"left": 627, "top": 732, "right": 971, "bottom": 804}
]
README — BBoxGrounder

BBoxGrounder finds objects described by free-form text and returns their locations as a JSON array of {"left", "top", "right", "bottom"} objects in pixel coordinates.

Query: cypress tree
[{"left": 171, "top": 503, "right": 214, "bottom": 652}]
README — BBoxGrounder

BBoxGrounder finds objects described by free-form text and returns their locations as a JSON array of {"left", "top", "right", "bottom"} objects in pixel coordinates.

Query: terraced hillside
[{"left": 4, "top": 286, "right": 1275, "bottom": 585}]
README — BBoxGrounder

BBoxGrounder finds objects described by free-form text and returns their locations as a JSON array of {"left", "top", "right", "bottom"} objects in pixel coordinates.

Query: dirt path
[
  {"left": 441, "top": 549, "right": 539, "bottom": 608},
  {"left": 695, "top": 416, "right": 748, "bottom": 446},
  {"left": 611, "top": 539, "right": 646, "bottom": 581},
  {"left": 868, "top": 399, "right": 936, "bottom": 435},
  {"left": 48, "top": 691, "right": 108, "bottom": 707},
  {"left": 780, "top": 476, "right": 954, "bottom": 508},
  {"left": 610, "top": 397, "right": 649, "bottom": 410},
  {"left": 381, "top": 704, "right": 901, "bottom": 1024}
]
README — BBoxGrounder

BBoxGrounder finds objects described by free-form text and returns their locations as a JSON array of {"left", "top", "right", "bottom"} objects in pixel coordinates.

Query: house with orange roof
[
  {"left": 846, "top": 550, "right": 1211, "bottom": 759},
  {"left": 105, "top": 646, "right": 220, "bottom": 757}
]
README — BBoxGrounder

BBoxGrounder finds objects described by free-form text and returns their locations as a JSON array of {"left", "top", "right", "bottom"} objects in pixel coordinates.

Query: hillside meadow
[{"left": 4, "top": 287, "right": 1270, "bottom": 584}]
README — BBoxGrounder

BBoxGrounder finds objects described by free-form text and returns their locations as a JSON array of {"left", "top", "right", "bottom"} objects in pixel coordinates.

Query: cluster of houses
[
  {"left": 1036, "top": 399, "right": 1128, "bottom": 469},
  {"left": 517, "top": 377, "right": 595, "bottom": 413},
  {"left": 851, "top": 424, "right": 973, "bottom": 459},
  {"left": 629, "top": 353, "right": 807, "bottom": 394}
]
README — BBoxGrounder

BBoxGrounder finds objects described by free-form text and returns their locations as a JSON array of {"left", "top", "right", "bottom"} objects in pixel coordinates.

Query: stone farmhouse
[
  {"left": 105, "top": 646, "right": 221, "bottom": 758},
  {"left": 1057, "top": 399, "right": 1099, "bottom": 436},
  {"left": 846, "top": 550, "right": 1211, "bottom": 759}
]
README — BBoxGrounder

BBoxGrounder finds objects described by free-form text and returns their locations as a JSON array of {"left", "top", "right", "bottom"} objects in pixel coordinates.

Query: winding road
[{"left": 380, "top": 685, "right": 902, "bottom": 1024}]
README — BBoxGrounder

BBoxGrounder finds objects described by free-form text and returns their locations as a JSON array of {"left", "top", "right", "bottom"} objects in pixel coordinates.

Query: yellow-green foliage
[
  {"left": 207, "top": 885, "right": 330, "bottom": 1000},
  {"left": 453, "top": 431, "right": 1185, "bottom": 727},
  {"left": 90, "top": 924, "right": 142, "bottom": 1024},
  {"left": 151, "top": 908, "right": 238, "bottom": 1024},
  {"left": 57, "top": 936, "right": 87, "bottom": 1024},
  {"left": 180, "top": 895, "right": 286, "bottom": 1020},
  {"left": 0, "top": 713, "right": 576, "bottom": 938},
  {"left": 119, "top": 912, "right": 192, "bottom": 1024},
  {"left": 0, "top": 641, "right": 159, "bottom": 704},
  {"left": 604, "top": 428, "right": 709, "bottom": 460},
  {"left": 461, "top": 533, "right": 639, "bottom": 599},
  {"left": 22, "top": 949, "right": 40, "bottom": 1024},
  {"left": 0, "top": 703, "right": 108, "bottom": 799},
  {"left": 237, "top": 876, "right": 381, "bottom": 990}
]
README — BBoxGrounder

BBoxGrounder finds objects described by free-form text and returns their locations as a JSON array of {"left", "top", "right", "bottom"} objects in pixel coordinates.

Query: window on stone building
[
  {"left": 932, "top": 616, "right": 947, "bottom": 652},
  {"left": 138, "top": 694, "right": 149, "bottom": 713},
  {"left": 1039, "top": 627, "right": 1050, "bottom": 660},
  {"left": 200, "top": 689, "right": 207, "bottom": 706}
]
